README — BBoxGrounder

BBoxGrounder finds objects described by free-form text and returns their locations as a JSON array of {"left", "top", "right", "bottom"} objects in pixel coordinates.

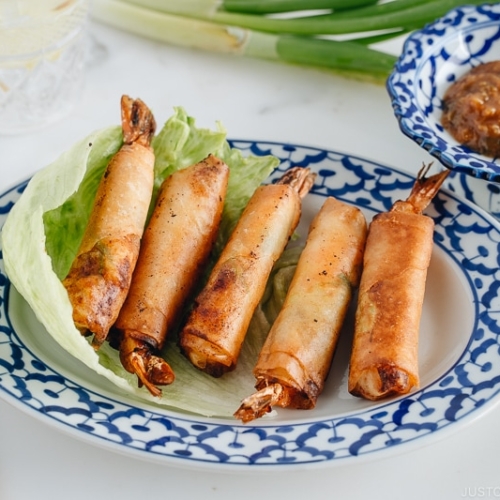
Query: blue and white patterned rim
[
  {"left": 387, "top": 3, "right": 500, "bottom": 182},
  {"left": 1, "top": 140, "right": 500, "bottom": 469},
  {"left": 447, "top": 169, "right": 500, "bottom": 220}
]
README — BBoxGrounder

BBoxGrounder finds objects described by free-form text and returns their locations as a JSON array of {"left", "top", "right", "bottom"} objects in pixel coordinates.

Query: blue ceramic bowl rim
[{"left": 386, "top": 3, "right": 500, "bottom": 183}]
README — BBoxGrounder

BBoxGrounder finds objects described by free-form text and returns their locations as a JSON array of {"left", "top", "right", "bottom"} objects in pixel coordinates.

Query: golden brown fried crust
[
  {"left": 349, "top": 364, "right": 413, "bottom": 401},
  {"left": 255, "top": 377, "right": 320, "bottom": 410},
  {"left": 63, "top": 96, "right": 156, "bottom": 347},
  {"left": 348, "top": 210, "right": 433, "bottom": 400},
  {"left": 180, "top": 180, "right": 304, "bottom": 376},
  {"left": 115, "top": 155, "right": 230, "bottom": 350},
  {"left": 63, "top": 235, "right": 140, "bottom": 345},
  {"left": 245, "top": 198, "right": 367, "bottom": 416},
  {"left": 180, "top": 326, "right": 236, "bottom": 377}
]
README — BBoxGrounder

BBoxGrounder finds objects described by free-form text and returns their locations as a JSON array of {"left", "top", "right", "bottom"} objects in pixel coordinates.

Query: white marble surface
[{"left": 0, "top": 18, "right": 499, "bottom": 500}]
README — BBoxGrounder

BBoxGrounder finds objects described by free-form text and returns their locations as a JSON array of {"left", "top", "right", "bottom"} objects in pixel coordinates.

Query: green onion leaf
[
  {"left": 222, "top": 0, "right": 378, "bottom": 15},
  {"left": 92, "top": 0, "right": 486, "bottom": 84}
]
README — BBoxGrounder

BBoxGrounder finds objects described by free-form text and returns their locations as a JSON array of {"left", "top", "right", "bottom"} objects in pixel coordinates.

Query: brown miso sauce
[{"left": 441, "top": 61, "right": 500, "bottom": 158}]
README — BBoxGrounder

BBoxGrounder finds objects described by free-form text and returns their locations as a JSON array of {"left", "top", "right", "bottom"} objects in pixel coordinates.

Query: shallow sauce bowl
[{"left": 387, "top": 3, "right": 500, "bottom": 182}]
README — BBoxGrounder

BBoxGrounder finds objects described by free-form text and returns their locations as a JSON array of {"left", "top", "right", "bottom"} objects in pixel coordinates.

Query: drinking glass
[{"left": 0, "top": 0, "right": 89, "bottom": 134}]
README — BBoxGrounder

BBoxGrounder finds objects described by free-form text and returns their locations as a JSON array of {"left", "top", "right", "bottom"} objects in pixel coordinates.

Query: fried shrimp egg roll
[
  {"left": 179, "top": 167, "right": 316, "bottom": 378},
  {"left": 348, "top": 166, "right": 450, "bottom": 401},
  {"left": 234, "top": 197, "right": 367, "bottom": 423},
  {"left": 114, "top": 155, "right": 230, "bottom": 396},
  {"left": 63, "top": 95, "right": 156, "bottom": 347}
]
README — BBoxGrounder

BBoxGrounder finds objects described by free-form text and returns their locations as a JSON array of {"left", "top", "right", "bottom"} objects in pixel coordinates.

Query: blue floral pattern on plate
[
  {"left": 387, "top": 4, "right": 500, "bottom": 182},
  {"left": 1, "top": 140, "right": 500, "bottom": 469}
]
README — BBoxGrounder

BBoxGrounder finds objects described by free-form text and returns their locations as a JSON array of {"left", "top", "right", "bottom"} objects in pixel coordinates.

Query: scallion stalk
[
  {"left": 92, "top": 0, "right": 482, "bottom": 84},
  {"left": 317, "top": 0, "right": 439, "bottom": 19},
  {"left": 92, "top": 0, "right": 397, "bottom": 83},
  {"left": 222, "top": 0, "right": 379, "bottom": 15},
  {"left": 208, "top": 0, "right": 488, "bottom": 35},
  {"left": 91, "top": 0, "right": 265, "bottom": 55},
  {"left": 277, "top": 35, "right": 396, "bottom": 80}
]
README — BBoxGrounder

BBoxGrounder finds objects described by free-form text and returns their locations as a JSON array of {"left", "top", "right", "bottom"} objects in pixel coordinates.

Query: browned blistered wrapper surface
[
  {"left": 63, "top": 142, "right": 155, "bottom": 343},
  {"left": 348, "top": 210, "right": 434, "bottom": 400},
  {"left": 79, "top": 143, "right": 155, "bottom": 252},
  {"left": 115, "top": 156, "right": 229, "bottom": 349},
  {"left": 180, "top": 182, "right": 302, "bottom": 376},
  {"left": 255, "top": 197, "right": 367, "bottom": 408}
]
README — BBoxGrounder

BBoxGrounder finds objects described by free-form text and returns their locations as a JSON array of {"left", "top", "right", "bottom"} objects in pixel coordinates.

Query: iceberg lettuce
[{"left": 1, "top": 107, "right": 299, "bottom": 417}]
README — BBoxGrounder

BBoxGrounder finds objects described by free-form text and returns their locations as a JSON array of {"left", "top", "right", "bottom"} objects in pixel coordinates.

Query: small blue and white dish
[{"left": 387, "top": 3, "right": 500, "bottom": 183}]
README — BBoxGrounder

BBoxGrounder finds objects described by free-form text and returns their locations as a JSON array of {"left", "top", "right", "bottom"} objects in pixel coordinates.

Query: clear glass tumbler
[{"left": 0, "top": 0, "right": 89, "bottom": 134}]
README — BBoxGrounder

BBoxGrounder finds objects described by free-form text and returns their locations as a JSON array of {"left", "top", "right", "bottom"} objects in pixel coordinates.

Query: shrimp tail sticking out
[
  {"left": 180, "top": 167, "right": 317, "bottom": 378},
  {"left": 62, "top": 95, "right": 156, "bottom": 348},
  {"left": 234, "top": 196, "right": 367, "bottom": 423},
  {"left": 234, "top": 383, "right": 292, "bottom": 423},
  {"left": 121, "top": 94, "right": 156, "bottom": 147},
  {"left": 392, "top": 163, "right": 450, "bottom": 215},
  {"left": 348, "top": 164, "right": 450, "bottom": 401},
  {"left": 276, "top": 165, "right": 317, "bottom": 195},
  {"left": 114, "top": 155, "right": 230, "bottom": 396},
  {"left": 119, "top": 336, "right": 175, "bottom": 398}
]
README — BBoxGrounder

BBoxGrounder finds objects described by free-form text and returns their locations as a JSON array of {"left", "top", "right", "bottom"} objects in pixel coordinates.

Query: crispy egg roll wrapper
[
  {"left": 254, "top": 197, "right": 367, "bottom": 409},
  {"left": 63, "top": 139, "right": 155, "bottom": 345},
  {"left": 348, "top": 210, "right": 434, "bottom": 400},
  {"left": 180, "top": 182, "right": 303, "bottom": 377},
  {"left": 115, "top": 155, "right": 229, "bottom": 349}
]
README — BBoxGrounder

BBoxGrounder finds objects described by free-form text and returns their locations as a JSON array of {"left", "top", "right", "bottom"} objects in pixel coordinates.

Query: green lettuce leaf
[{"left": 1, "top": 107, "right": 291, "bottom": 418}]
